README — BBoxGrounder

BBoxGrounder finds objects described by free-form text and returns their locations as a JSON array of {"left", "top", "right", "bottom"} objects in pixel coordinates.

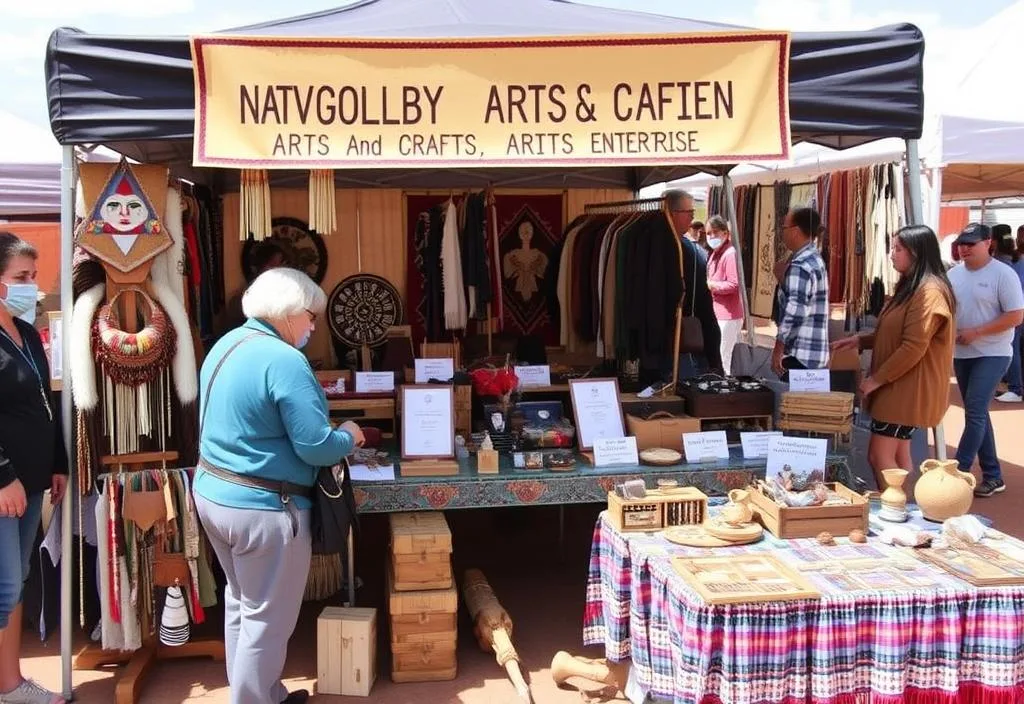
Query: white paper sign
[
  {"left": 355, "top": 371, "right": 395, "bottom": 393},
  {"left": 414, "top": 357, "right": 454, "bottom": 383},
  {"left": 682, "top": 431, "right": 730, "bottom": 462},
  {"left": 788, "top": 369, "right": 831, "bottom": 393},
  {"left": 402, "top": 387, "right": 454, "bottom": 458},
  {"left": 570, "top": 379, "right": 625, "bottom": 449},
  {"left": 514, "top": 365, "right": 551, "bottom": 388},
  {"left": 593, "top": 436, "right": 639, "bottom": 467},
  {"left": 740, "top": 431, "right": 784, "bottom": 459},
  {"left": 765, "top": 435, "right": 829, "bottom": 489},
  {"left": 48, "top": 319, "right": 62, "bottom": 382}
]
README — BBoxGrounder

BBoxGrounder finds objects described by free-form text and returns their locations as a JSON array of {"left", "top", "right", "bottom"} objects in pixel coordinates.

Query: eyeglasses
[
  {"left": 305, "top": 309, "right": 317, "bottom": 323},
  {"left": 671, "top": 209, "right": 696, "bottom": 215}
]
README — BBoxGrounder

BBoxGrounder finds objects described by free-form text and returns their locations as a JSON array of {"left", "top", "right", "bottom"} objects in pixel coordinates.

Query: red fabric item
[{"left": 183, "top": 220, "right": 202, "bottom": 288}]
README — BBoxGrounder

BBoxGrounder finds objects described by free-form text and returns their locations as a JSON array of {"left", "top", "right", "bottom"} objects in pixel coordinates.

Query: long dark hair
[
  {"left": 889, "top": 224, "right": 955, "bottom": 311},
  {"left": 994, "top": 224, "right": 1020, "bottom": 263}
]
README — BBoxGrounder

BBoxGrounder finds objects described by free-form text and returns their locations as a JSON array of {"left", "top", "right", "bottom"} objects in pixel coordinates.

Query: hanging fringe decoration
[
  {"left": 240, "top": 169, "right": 272, "bottom": 241},
  {"left": 308, "top": 170, "right": 337, "bottom": 235},
  {"left": 304, "top": 553, "right": 343, "bottom": 602}
]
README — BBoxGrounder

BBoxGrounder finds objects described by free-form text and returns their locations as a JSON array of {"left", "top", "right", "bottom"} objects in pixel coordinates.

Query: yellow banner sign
[{"left": 190, "top": 33, "right": 791, "bottom": 169}]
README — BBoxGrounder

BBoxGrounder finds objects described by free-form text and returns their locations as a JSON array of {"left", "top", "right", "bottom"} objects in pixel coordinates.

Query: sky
[{"left": 0, "top": 0, "right": 1015, "bottom": 135}]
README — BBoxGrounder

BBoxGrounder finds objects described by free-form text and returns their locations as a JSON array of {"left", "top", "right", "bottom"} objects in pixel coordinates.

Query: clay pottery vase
[
  {"left": 721, "top": 488, "right": 754, "bottom": 526},
  {"left": 878, "top": 468, "right": 909, "bottom": 522},
  {"left": 914, "top": 459, "right": 977, "bottom": 522}
]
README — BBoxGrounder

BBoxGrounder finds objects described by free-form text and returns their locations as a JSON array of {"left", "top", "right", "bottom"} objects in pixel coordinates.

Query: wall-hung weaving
[{"left": 494, "top": 194, "right": 564, "bottom": 346}]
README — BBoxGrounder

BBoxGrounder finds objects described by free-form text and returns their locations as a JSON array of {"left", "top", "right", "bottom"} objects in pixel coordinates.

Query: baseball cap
[{"left": 955, "top": 222, "right": 991, "bottom": 246}]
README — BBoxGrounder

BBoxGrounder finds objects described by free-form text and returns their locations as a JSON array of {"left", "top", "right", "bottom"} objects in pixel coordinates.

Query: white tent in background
[
  {"left": 647, "top": 138, "right": 907, "bottom": 194},
  {"left": 924, "top": 0, "right": 1024, "bottom": 201},
  {"left": 0, "top": 110, "right": 117, "bottom": 218}
]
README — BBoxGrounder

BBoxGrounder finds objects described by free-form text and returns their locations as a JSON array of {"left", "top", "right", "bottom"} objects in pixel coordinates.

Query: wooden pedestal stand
[{"left": 74, "top": 262, "right": 224, "bottom": 704}]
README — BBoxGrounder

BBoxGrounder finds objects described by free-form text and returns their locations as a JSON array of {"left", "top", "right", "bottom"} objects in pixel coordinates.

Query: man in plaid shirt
[{"left": 772, "top": 207, "right": 829, "bottom": 377}]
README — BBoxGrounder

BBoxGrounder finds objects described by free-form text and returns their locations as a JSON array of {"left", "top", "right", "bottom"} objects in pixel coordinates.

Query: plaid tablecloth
[{"left": 584, "top": 511, "right": 1024, "bottom": 704}]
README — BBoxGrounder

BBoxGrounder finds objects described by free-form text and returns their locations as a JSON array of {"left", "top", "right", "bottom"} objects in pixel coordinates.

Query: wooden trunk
[
  {"left": 387, "top": 567, "right": 458, "bottom": 683},
  {"left": 316, "top": 607, "right": 377, "bottom": 697},
  {"left": 749, "top": 483, "right": 868, "bottom": 539},
  {"left": 389, "top": 512, "right": 453, "bottom": 591}
]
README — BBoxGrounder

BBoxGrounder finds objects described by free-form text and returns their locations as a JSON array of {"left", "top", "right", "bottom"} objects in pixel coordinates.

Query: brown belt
[{"left": 197, "top": 457, "right": 313, "bottom": 503}]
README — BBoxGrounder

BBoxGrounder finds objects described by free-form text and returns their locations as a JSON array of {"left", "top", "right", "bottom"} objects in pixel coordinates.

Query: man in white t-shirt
[{"left": 948, "top": 223, "right": 1024, "bottom": 497}]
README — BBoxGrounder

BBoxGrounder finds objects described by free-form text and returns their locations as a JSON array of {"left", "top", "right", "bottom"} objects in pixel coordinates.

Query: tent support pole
[
  {"left": 905, "top": 139, "right": 924, "bottom": 225},
  {"left": 722, "top": 173, "right": 754, "bottom": 345},
  {"left": 59, "top": 144, "right": 75, "bottom": 700}
]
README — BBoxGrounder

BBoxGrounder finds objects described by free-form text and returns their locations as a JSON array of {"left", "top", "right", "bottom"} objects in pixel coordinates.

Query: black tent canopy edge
[{"left": 43, "top": 5, "right": 924, "bottom": 190}]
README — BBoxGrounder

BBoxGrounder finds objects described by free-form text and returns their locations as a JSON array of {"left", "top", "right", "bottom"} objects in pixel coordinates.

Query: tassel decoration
[
  {"left": 308, "top": 170, "right": 337, "bottom": 235},
  {"left": 240, "top": 169, "right": 272, "bottom": 241}
]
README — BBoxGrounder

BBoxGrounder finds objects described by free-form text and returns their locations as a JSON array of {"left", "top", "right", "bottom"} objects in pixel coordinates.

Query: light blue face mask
[
  {"left": 296, "top": 329, "right": 311, "bottom": 349},
  {"left": 2, "top": 283, "right": 38, "bottom": 324},
  {"left": 707, "top": 237, "right": 724, "bottom": 250}
]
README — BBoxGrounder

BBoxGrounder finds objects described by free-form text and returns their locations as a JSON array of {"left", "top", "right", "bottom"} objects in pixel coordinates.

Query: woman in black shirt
[{"left": 0, "top": 232, "right": 67, "bottom": 704}]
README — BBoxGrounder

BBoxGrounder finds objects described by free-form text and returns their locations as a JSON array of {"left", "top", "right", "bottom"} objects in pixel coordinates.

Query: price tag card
[
  {"left": 514, "top": 365, "right": 551, "bottom": 388},
  {"left": 682, "top": 431, "right": 730, "bottom": 463},
  {"left": 414, "top": 357, "right": 454, "bottom": 383},
  {"left": 593, "top": 436, "right": 639, "bottom": 467},
  {"left": 765, "top": 435, "right": 828, "bottom": 488},
  {"left": 740, "top": 431, "right": 784, "bottom": 459},
  {"left": 355, "top": 371, "right": 395, "bottom": 393},
  {"left": 789, "top": 369, "right": 831, "bottom": 393}
]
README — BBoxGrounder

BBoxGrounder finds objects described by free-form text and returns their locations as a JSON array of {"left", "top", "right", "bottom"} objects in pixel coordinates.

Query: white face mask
[{"left": 707, "top": 236, "right": 724, "bottom": 250}]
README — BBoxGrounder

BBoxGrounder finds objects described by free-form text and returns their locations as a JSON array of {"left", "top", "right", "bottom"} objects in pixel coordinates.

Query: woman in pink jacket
[{"left": 706, "top": 215, "right": 743, "bottom": 375}]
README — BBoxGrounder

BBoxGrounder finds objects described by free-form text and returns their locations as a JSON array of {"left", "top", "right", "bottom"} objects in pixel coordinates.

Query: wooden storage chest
[
  {"left": 389, "top": 512, "right": 453, "bottom": 591},
  {"left": 387, "top": 567, "right": 458, "bottom": 683}
]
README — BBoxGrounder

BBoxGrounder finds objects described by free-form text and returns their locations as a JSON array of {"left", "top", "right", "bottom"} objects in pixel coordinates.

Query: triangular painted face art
[{"left": 77, "top": 159, "right": 173, "bottom": 274}]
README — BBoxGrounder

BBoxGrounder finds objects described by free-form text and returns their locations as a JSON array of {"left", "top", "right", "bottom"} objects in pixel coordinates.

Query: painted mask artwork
[{"left": 77, "top": 159, "right": 172, "bottom": 274}]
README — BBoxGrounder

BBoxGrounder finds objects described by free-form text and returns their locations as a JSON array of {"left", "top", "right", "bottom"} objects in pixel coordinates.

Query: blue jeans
[
  {"left": 0, "top": 491, "right": 44, "bottom": 629},
  {"left": 954, "top": 356, "right": 1011, "bottom": 483},
  {"left": 1007, "top": 325, "right": 1023, "bottom": 395}
]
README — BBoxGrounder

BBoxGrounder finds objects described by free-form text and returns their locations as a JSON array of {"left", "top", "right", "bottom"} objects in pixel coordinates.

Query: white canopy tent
[
  {"left": 0, "top": 110, "right": 116, "bottom": 218},
  {"left": 923, "top": 0, "right": 1024, "bottom": 202}
]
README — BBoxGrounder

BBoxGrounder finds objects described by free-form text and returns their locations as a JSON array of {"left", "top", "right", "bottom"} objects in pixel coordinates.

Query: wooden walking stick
[{"left": 462, "top": 569, "right": 532, "bottom": 702}]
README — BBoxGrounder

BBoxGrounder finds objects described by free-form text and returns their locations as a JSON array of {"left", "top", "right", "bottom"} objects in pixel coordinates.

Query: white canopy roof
[
  {"left": 925, "top": 0, "right": 1024, "bottom": 200},
  {"left": 0, "top": 111, "right": 117, "bottom": 218}
]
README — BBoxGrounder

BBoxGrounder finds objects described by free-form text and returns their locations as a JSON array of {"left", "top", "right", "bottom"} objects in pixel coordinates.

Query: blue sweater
[{"left": 193, "top": 318, "right": 354, "bottom": 511}]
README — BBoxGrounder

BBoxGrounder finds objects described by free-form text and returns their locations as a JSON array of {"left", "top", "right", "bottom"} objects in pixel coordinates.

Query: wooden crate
[
  {"left": 316, "top": 606, "right": 377, "bottom": 697},
  {"left": 749, "top": 483, "right": 868, "bottom": 539},
  {"left": 391, "top": 553, "right": 453, "bottom": 592},
  {"left": 389, "top": 512, "right": 453, "bottom": 591},
  {"left": 606, "top": 487, "right": 708, "bottom": 532},
  {"left": 386, "top": 568, "right": 458, "bottom": 683}
]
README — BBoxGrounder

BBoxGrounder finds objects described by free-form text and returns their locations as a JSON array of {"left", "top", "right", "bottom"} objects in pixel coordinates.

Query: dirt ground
[{"left": 20, "top": 378, "right": 1024, "bottom": 704}]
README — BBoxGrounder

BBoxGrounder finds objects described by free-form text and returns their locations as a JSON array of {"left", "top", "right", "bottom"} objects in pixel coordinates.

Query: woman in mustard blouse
[{"left": 832, "top": 225, "right": 955, "bottom": 487}]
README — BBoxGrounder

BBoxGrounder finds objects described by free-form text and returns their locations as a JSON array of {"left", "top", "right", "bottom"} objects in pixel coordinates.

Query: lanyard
[{"left": 0, "top": 326, "right": 53, "bottom": 421}]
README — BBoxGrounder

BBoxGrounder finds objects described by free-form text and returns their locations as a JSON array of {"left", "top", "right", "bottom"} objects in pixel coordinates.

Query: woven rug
[{"left": 493, "top": 194, "right": 564, "bottom": 346}]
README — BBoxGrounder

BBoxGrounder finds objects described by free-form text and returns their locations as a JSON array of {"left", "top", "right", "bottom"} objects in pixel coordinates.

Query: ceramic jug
[
  {"left": 721, "top": 488, "right": 754, "bottom": 526},
  {"left": 914, "top": 459, "right": 976, "bottom": 522}
]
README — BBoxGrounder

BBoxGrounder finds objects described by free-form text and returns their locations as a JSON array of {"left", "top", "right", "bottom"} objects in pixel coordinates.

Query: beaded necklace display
[{"left": 91, "top": 287, "right": 176, "bottom": 457}]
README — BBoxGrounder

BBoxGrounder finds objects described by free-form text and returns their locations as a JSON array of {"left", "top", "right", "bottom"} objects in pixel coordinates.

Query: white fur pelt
[
  {"left": 156, "top": 187, "right": 186, "bottom": 308},
  {"left": 70, "top": 285, "right": 104, "bottom": 411},
  {"left": 150, "top": 187, "right": 198, "bottom": 404}
]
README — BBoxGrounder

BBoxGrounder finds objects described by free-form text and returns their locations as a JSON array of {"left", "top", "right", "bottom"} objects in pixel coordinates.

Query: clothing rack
[{"left": 581, "top": 196, "right": 683, "bottom": 391}]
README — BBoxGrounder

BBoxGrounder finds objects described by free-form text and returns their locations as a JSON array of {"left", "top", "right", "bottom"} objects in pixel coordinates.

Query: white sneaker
[
  {"left": 0, "top": 679, "right": 64, "bottom": 704},
  {"left": 995, "top": 391, "right": 1023, "bottom": 403}
]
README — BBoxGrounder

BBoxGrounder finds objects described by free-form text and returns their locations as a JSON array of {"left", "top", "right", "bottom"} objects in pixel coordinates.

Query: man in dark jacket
[{"left": 665, "top": 190, "right": 723, "bottom": 377}]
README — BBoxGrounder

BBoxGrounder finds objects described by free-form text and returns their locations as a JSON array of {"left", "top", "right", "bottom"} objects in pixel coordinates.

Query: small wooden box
[
  {"left": 387, "top": 570, "right": 458, "bottom": 683},
  {"left": 316, "top": 606, "right": 377, "bottom": 697},
  {"left": 477, "top": 449, "right": 499, "bottom": 474},
  {"left": 606, "top": 487, "right": 708, "bottom": 532},
  {"left": 749, "top": 482, "right": 868, "bottom": 539},
  {"left": 389, "top": 512, "right": 453, "bottom": 591}
]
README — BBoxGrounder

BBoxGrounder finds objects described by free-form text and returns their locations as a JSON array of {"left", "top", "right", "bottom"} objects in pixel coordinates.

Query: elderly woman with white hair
[{"left": 193, "top": 268, "right": 364, "bottom": 704}]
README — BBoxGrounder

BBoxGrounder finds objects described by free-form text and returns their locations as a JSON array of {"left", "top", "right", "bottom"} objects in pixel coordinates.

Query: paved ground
[{"left": 20, "top": 375, "right": 1024, "bottom": 704}]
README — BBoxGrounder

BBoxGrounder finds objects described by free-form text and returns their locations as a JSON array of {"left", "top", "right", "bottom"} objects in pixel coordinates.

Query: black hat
[{"left": 955, "top": 222, "right": 992, "bottom": 246}]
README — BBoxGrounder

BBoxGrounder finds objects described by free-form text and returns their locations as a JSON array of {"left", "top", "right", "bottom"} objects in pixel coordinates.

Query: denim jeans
[
  {"left": 0, "top": 491, "right": 44, "bottom": 628},
  {"left": 1006, "top": 325, "right": 1023, "bottom": 395},
  {"left": 954, "top": 356, "right": 1011, "bottom": 483}
]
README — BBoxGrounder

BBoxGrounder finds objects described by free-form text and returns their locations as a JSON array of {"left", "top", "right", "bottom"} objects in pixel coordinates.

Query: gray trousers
[{"left": 195, "top": 494, "right": 311, "bottom": 704}]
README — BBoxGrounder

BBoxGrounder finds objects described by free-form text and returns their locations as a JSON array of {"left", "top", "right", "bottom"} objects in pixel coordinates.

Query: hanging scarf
[{"left": 441, "top": 199, "right": 468, "bottom": 330}]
